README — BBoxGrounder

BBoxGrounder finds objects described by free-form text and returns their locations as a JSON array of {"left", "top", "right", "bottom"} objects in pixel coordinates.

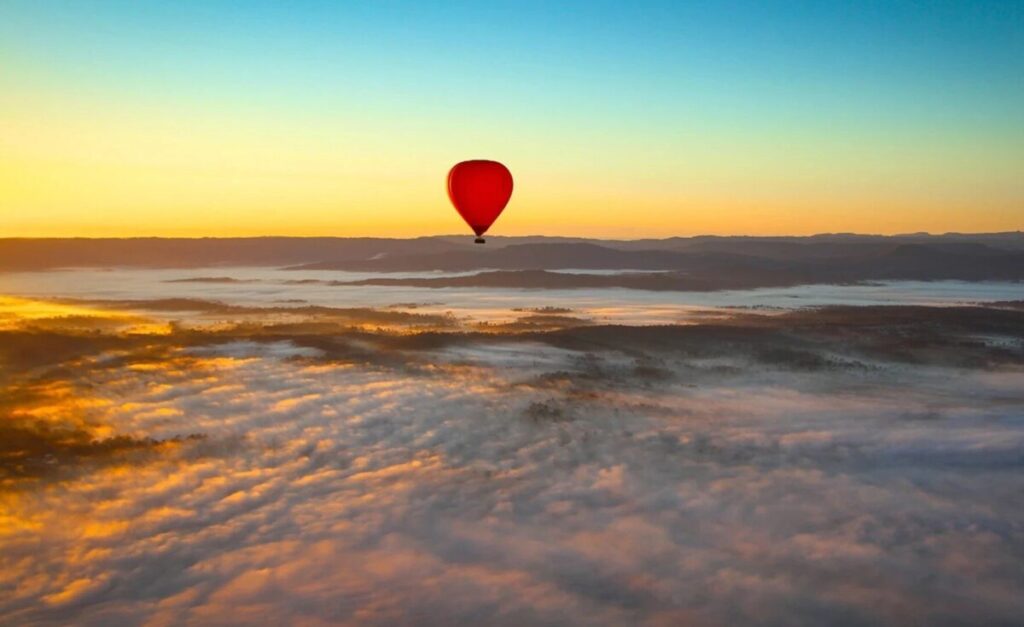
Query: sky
[{"left": 1, "top": 0, "right": 1022, "bottom": 238}]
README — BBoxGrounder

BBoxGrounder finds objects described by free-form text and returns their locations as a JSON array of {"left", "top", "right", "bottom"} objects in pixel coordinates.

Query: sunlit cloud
[
  {"left": 1, "top": 295, "right": 1023, "bottom": 624},
  {"left": 0, "top": 296, "right": 171, "bottom": 335}
]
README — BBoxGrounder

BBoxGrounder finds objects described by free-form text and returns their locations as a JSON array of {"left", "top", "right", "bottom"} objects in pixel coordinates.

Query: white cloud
[{"left": 2, "top": 332, "right": 1023, "bottom": 626}]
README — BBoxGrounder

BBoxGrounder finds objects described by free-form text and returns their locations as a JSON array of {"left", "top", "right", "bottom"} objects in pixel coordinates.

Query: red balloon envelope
[{"left": 447, "top": 160, "right": 513, "bottom": 242}]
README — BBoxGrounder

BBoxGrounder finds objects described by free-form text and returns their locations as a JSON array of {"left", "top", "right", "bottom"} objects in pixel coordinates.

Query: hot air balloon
[{"left": 447, "top": 160, "right": 513, "bottom": 243}]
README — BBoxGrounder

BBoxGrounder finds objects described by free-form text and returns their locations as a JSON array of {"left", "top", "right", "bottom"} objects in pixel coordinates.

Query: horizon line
[{"left": 1, "top": 230, "right": 1022, "bottom": 242}]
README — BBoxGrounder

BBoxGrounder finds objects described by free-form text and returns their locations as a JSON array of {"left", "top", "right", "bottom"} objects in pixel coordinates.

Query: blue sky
[{"left": 2, "top": 0, "right": 1021, "bottom": 236}]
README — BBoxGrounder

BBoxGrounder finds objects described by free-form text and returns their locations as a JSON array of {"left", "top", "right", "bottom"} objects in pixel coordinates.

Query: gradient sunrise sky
[{"left": 1, "top": 1, "right": 1022, "bottom": 238}]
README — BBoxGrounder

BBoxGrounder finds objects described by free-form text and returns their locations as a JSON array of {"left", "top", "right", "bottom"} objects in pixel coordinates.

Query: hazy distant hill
[
  {"left": 0, "top": 237, "right": 461, "bottom": 270},
  {"left": 335, "top": 242, "right": 1024, "bottom": 291},
  {"left": 338, "top": 269, "right": 780, "bottom": 291},
  {"left": 294, "top": 242, "right": 709, "bottom": 272},
  {"left": 295, "top": 236, "right": 1024, "bottom": 288},
  {"left": 2, "top": 233, "right": 1022, "bottom": 290}
]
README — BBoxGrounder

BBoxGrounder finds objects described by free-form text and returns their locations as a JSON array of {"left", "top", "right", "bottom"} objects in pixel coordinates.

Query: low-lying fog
[
  {"left": 1, "top": 271, "right": 1023, "bottom": 625},
  {"left": 3, "top": 267, "right": 1023, "bottom": 325}
]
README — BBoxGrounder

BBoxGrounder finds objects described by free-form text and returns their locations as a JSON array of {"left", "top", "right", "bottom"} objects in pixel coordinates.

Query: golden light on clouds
[{"left": 0, "top": 297, "right": 171, "bottom": 335}]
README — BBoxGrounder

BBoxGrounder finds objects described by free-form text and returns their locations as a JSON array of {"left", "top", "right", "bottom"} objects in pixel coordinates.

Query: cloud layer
[{"left": 1, "top": 298, "right": 1023, "bottom": 625}]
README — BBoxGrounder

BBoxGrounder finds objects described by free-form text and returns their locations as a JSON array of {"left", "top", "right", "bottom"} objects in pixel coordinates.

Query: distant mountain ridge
[
  {"left": 293, "top": 238, "right": 1024, "bottom": 284},
  {"left": 2, "top": 234, "right": 1023, "bottom": 291},
  {"left": 333, "top": 242, "right": 1024, "bottom": 291}
]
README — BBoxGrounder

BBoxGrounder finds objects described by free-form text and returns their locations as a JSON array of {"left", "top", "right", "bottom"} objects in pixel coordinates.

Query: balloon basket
[{"left": 474, "top": 237, "right": 486, "bottom": 244}]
